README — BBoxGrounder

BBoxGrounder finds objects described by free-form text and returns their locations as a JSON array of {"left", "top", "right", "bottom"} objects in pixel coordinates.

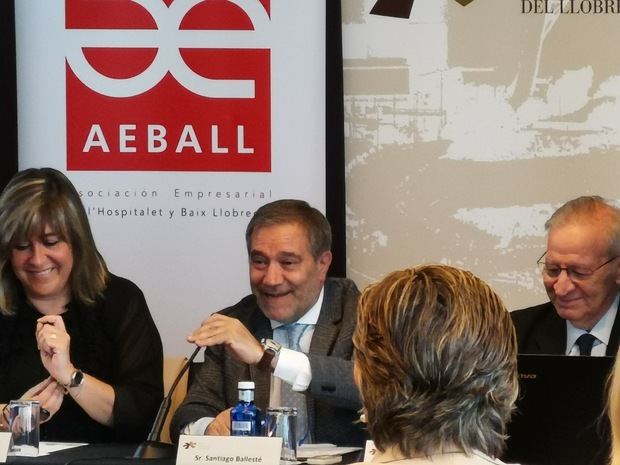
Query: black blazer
[{"left": 511, "top": 301, "right": 620, "bottom": 355}]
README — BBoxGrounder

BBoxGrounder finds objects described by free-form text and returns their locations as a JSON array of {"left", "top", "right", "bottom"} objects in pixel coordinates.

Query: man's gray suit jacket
[
  {"left": 170, "top": 277, "right": 366, "bottom": 446},
  {"left": 511, "top": 301, "right": 620, "bottom": 355}
]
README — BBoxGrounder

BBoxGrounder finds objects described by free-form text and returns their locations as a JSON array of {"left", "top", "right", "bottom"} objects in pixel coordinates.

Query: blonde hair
[
  {"left": 0, "top": 168, "right": 108, "bottom": 315},
  {"left": 608, "top": 355, "right": 620, "bottom": 465},
  {"left": 353, "top": 265, "right": 518, "bottom": 458}
]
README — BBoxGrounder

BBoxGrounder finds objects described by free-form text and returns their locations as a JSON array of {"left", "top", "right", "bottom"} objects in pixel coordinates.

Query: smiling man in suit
[
  {"left": 171, "top": 199, "right": 365, "bottom": 447},
  {"left": 512, "top": 196, "right": 620, "bottom": 356}
]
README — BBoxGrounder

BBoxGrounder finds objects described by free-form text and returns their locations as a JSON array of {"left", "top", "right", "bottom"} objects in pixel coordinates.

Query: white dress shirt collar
[
  {"left": 566, "top": 293, "right": 619, "bottom": 356},
  {"left": 270, "top": 286, "right": 324, "bottom": 330}
]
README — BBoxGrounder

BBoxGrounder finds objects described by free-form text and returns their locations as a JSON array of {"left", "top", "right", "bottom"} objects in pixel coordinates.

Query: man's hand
[
  {"left": 187, "top": 314, "right": 264, "bottom": 365},
  {"left": 205, "top": 408, "right": 232, "bottom": 436}
]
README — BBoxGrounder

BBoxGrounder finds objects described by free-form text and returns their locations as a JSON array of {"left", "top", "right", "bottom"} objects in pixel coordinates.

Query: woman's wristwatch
[{"left": 63, "top": 369, "right": 85, "bottom": 392}]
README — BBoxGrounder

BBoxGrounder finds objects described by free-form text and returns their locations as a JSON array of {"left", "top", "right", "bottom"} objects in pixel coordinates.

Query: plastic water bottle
[{"left": 230, "top": 381, "right": 261, "bottom": 436}]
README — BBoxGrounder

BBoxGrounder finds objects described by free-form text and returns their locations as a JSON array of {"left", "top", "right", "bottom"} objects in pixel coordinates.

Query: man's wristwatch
[
  {"left": 257, "top": 338, "right": 282, "bottom": 371},
  {"left": 63, "top": 369, "right": 85, "bottom": 390}
]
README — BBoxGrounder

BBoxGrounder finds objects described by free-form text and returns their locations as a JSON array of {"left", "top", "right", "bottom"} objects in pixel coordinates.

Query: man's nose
[
  {"left": 263, "top": 263, "right": 283, "bottom": 286},
  {"left": 553, "top": 270, "right": 575, "bottom": 296}
]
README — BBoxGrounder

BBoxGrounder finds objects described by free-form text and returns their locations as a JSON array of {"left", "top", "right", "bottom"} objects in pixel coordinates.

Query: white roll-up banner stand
[{"left": 15, "top": 0, "right": 326, "bottom": 356}]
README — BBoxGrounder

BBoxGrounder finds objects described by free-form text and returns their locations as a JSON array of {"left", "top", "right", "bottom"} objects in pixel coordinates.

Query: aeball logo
[{"left": 65, "top": 0, "right": 271, "bottom": 172}]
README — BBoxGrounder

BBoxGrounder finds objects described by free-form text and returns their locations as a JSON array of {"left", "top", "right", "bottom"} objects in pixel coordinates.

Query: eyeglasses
[{"left": 536, "top": 252, "right": 619, "bottom": 282}]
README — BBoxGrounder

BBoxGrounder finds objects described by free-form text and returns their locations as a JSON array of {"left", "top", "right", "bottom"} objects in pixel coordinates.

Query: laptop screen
[{"left": 502, "top": 354, "right": 614, "bottom": 465}]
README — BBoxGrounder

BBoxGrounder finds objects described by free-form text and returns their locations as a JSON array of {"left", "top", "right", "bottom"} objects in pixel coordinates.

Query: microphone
[{"left": 133, "top": 346, "right": 202, "bottom": 459}]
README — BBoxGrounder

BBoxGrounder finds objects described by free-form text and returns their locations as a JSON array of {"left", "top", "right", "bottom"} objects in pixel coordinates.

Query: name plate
[
  {"left": 363, "top": 440, "right": 377, "bottom": 463},
  {"left": 176, "top": 435, "right": 282, "bottom": 465},
  {"left": 0, "top": 432, "right": 11, "bottom": 463}
]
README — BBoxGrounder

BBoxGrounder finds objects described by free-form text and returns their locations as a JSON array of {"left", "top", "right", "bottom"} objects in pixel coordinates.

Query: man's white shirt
[{"left": 565, "top": 293, "right": 619, "bottom": 356}]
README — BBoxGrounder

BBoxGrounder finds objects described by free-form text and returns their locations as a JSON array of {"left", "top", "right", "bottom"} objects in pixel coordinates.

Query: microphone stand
[{"left": 133, "top": 346, "right": 202, "bottom": 459}]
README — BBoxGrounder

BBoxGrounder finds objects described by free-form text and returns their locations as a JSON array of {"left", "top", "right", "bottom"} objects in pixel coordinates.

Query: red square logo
[{"left": 65, "top": 0, "right": 271, "bottom": 171}]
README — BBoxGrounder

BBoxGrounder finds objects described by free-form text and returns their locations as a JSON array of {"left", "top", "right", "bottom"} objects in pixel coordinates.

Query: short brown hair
[
  {"left": 0, "top": 168, "right": 108, "bottom": 315},
  {"left": 353, "top": 265, "right": 518, "bottom": 458},
  {"left": 245, "top": 199, "right": 331, "bottom": 258}
]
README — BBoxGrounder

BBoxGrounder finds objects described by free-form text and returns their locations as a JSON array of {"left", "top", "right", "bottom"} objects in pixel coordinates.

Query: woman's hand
[
  {"left": 36, "top": 315, "right": 75, "bottom": 386},
  {"left": 20, "top": 377, "right": 65, "bottom": 423},
  {"left": 35, "top": 315, "right": 115, "bottom": 427}
]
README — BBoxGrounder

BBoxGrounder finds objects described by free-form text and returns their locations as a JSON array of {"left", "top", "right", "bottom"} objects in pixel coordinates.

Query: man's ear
[{"left": 317, "top": 250, "right": 333, "bottom": 278}]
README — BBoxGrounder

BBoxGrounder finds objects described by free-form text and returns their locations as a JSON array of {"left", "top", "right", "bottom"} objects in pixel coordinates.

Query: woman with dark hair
[
  {"left": 0, "top": 167, "right": 163, "bottom": 443},
  {"left": 352, "top": 265, "right": 519, "bottom": 464}
]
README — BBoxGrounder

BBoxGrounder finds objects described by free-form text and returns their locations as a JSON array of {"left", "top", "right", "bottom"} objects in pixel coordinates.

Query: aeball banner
[{"left": 15, "top": 0, "right": 326, "bottom": 355}]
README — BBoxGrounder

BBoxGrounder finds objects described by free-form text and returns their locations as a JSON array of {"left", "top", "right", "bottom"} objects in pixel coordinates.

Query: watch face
[
  {"left": 262, "top": 338, "right": 281, "bottom": 352},
  {"left": 72, "top": 370, "right": 84, "bottom": 387}
]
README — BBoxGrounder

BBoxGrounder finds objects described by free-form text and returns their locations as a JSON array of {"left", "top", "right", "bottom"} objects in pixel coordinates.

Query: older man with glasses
[{"left": 511, "top": 195, "right": 620, "bottom": 355}]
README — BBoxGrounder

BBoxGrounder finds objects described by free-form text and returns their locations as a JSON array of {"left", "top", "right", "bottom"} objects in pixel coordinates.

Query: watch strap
[
  {"left": 257, "top": 348, "right": 276, "bottom": 371},
  {"left": 257, "top": 339, "right": 281, "bottom": 371}
]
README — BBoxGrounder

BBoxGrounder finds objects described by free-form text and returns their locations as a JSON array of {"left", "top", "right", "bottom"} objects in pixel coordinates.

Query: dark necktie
[{"left": 575, "top": 333, "right": 597, "bottom": 356}]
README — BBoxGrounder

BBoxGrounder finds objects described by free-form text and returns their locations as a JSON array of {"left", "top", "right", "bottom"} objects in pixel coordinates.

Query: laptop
[{"left": 502, "top": 354, "right": 614, "bottom": 465}]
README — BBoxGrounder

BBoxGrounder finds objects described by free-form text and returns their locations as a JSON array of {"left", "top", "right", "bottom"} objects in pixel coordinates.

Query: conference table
[
  {"left": 7, "top": 443, "right": 363, "bottom": 465},
  {"left": 7, "top": 443, "right": 169, "bottom": 465}
]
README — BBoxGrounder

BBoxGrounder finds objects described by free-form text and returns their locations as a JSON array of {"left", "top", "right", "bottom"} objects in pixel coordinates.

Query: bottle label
[{"left": 231, "top": 420, "right": 253, "bottom": 435}]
